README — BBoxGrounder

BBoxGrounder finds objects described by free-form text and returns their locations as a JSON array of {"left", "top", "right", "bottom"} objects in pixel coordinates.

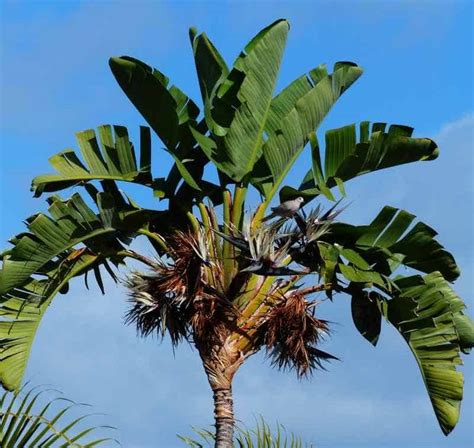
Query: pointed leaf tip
[
  {"left": 274, "top": 18, "right": 290, "bottom": 29},
  {"left": 189, "top": 26, "right": 198, "bottom": 42},
  {"left": 108, "top": 56, "right": 124, "bottom": 69},
  {"left": 109, "top": 56, "right": 146, "bottom": 81},
  {"left": 108, "top": 56, "right": 134, "bottom": 82},
  {"left": 426, "top": 138, "right": 440, "bottom": 160}
]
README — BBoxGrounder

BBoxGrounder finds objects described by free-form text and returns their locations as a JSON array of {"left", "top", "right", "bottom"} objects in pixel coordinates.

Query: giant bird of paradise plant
[{"left": 1, "top": 20, "right": 472, "bottom": 447}]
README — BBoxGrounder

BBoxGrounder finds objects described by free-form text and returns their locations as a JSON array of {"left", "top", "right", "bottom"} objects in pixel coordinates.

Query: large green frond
[
  {"left": 347, "top": 273, "right": 473, "bottom": 435},
  {"left": 298, "top": 121, "right": 439, "bottom": 200},
  {"left": 0, "top": 193, "right": 124, "bottom": 294},
  {"left": 109, "top": 56, "right": 199, "bottom": 151},
  {"left": 189, "top": 27, "right": 229, "bottom": 112},
  {"left": 260, "top": 62, "right": 362, "bottom": 199},
  {"left": 109, "top": 58, "right": 215, "bottom": 201},
  {"left": 380, "top": 273, "right": 473, "bottom": 435},
  {"left": 200, "top": 19, "right": 289, "bottom": 181},
  {"left": 32, "top": 125, "right": 153, "bottom": 197},
  {"left": 0, "top": 191, "right": 158, "bottom": 391},
  {"left": 0, "top": 253, "right": 99, "bottom": 391},
  {"left": 327, "top": 206, "right": 460, "bottom": 281}
]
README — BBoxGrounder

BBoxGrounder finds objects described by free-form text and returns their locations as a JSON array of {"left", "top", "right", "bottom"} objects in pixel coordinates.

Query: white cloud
[{"left": 436, "top": 112, "right": 474, "bottom": 138}]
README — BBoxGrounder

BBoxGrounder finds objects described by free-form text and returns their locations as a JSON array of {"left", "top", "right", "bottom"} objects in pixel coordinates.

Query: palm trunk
[
  {"left": 199, "top": 344, "right": 243, "bottom": 447},
  {"left": 213, "top": 386, "right": 234, "bottom": 448},
  {"left": 197, "top": 328, "right": 246, "bottom": 447}
]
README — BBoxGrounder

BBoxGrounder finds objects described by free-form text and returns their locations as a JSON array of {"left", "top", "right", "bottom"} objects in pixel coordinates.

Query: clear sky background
[{"left": 0, "top": 1, "right": 473, "bottom": 447}]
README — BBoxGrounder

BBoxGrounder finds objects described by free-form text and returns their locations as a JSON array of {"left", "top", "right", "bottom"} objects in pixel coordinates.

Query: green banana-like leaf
[
  {"left": 109, "top": 57, "right": 214, "bottom": 200},
  {"left": 32, "top": 125, "right": 152, "bottom": 197},
  {"left": 189, "top": 27, "right": 229, "bottom": 117},
  {"left": 0, "top": 385, "right": 115, "bottom": 446},
  {"left": 109, "top": 56, "right": 199, "bottom": 151},
  {"left": 313, "top": 242, "right": 391, "bottom": 298},
  {"left": 378, "top": 272, "right": 474, "bottom": 435},
  {"left": 327, "top": 206, "right": 460, "bottom": 281},
  {"left": 350, "top": 289, "right": 382, "bottom": 346},
  {"left": 0, "top": 193, "right": 126, "bottom": 294},
  {"left": 338, "top": 263, "right": 387, "bottom": 288},
  {"left": 261, "top": 62, "right": 363, "bottom": 200},
  {"left": 0, "top": 191, "right": 159, "bottom": 391},
  {"left": 187, "top": 30, "right": 230, "bottom": 194},
  {"left": 165, "top": 150, "right": 202, "bottom": 192},
  {"left": 316, "top": 242, "right": 339, "bottom": 287},
  {"left": 200, "top": 19, "right": 289, "bottom": 181},
  {"left": 310, "top": 121, "right": 439, "bottom": 199},
  {"left": 0, "top": 252, "right": 99, "bottom": 391}
]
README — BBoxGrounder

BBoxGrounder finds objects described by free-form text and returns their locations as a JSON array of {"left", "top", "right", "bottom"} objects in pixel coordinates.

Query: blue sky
[{"left": 0, "top": 1, "right": 473, "bottom": 447}]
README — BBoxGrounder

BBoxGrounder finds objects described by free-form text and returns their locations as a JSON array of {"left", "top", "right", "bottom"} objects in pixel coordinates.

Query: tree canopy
[{"left": 1, "top": 19, "right": 472, "bottom": 442}]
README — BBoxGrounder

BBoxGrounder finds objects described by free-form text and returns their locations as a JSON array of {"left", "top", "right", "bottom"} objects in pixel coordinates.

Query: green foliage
[
  {"left": 0, "top": 385, "right": 115, "bottom": 447},
  {"left": 32, "top": 126, "right": 153, "bottom": 197},
  {"left": 325, "top": 205, "right": 460, "bottom": 282},
  {"left": 179, "top": 418, "right": 312, "bottom": 448},
  {"left": 109, "top": 57, "right": 199, "bottom": 152},
  {"left": 346, "top": 271, "right": 474, "bottom": 435},
  {"left": 109, "top": 57, "right": 212, "bottom": 204},
  {"left": 316, "top": 122, "right": 438, "bottom": 198},
  {"left": 280, "top": 121, "right": 439, "bottom": 203},
  {"left": 260, "top": 62, "right": 362, "bottom": 199},
  {"left": 0, "top": 186, "right": 161, "bottom": 391},
  {"left": 0, "top": 19, "right": 471, "bottom": 438},
  {"left": 378, "top": 273, "right": 474, "bottom": 435},
  {"left": 196, "top": 19, "right": 290, "bottom": 182},
  {"left": 0, "top": 252, "right": 98, "bottom": 391},
  {"left": 301, "top": 205, "right": 471, "bottom": 434}
]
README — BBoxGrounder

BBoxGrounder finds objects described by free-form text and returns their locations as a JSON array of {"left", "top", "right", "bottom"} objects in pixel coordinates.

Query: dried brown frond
[
  {"left": 189, "top": 293, "right": 218, "bottom": 337},
  {"left": 124, "top": 269, "right": 188, "bottom": 345},
  {"left": 260, "top": 291, "right": 336, "bottom": 377},
  {"left": 168, "top": 230, "right": 196, "bottom": 260},
  {"left": 163, "top": 230, "right": 203, "bottom": 298},
  {"left": 168, "top": 231, "right": 204, "bottom": 289},
  {"left": 125, "top": 227, "right": 230, "bottom": 348},
  {"left": 124, "top": 229, "right": 207, "bottom": 344},
  {"left": 189, "top": 287, "right": 238, "bottom": 352}
]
